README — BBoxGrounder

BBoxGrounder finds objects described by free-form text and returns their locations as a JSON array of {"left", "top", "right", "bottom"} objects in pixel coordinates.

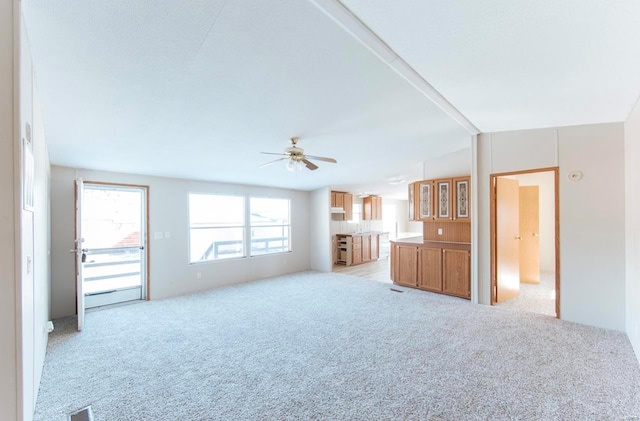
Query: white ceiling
[{"left": 22, "top": 0, "right": 640, "bottom": 199}]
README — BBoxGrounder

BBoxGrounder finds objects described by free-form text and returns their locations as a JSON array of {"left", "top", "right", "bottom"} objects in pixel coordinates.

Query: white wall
[
  {"left": 423, "top": 147, "right": 471, "bottom": 180},
  {"left": 0, "top": 7, "right": 50, "bottom": 420},
  {"left": 51, "top": 166, "right": 311, "bottom": 318},
  {"left": 310, "top": 187, "right": 332, "bottom": 272},
  {"left": 511, "top": 171, "right": 555, "bottom": 272},
  {"left": 0, "top": 0, "right": 18, "bottom": 419},
  {"left": 625, "top": 96, "right": 640, "bottom": 363},
  {"left": 477, "top": 123, "right": 626, "bottom": 331}
]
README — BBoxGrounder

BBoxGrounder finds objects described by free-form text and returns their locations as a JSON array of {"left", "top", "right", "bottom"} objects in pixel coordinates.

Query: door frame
[
  {"left": 74, "top": 181, "right": 151, "bottom": 305},
  {"left": 490, "top": 167, "right": 560, "bottom": 317}
]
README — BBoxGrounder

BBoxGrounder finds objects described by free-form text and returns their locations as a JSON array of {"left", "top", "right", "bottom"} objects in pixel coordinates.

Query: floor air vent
[{"left": 68, "top": 406, "right": 94, "bottom": 421}]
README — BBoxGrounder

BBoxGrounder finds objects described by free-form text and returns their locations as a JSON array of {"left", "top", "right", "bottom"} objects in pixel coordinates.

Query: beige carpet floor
[{"left": 35, "top": 271, "right": 640, "bottom": 420}]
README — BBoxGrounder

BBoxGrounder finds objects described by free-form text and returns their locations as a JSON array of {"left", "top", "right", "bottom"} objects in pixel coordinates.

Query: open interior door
[
  {"left": 73, "top": 178, "right": 86, "bottom": 331},
  {"left": 496, "top": 177, "right": 520, "bottom": 303}
]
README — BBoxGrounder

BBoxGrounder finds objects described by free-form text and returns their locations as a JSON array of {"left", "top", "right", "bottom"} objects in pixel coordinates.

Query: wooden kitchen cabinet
[
  {"left": 362, "top": 234, "right": 371, "bottom": 261},
  {"left": 331, "top": 191, "right": 353, "bottom": 220},
  {"left": 393, "top": 244, "right": 418, "bottom": 287},
  {"left": 408, "top": 183, "right": 416, "bottom": 220},
  {"left": 370, "top": 234, "right": 379, "bottom": 260},
  {"left": 442, "top": 248, "right": 471, "bottom": 298},
  {"left": 418, "top": 247, "right": 442, "bottom": 292},
  {"left": 352, "top": 236, "right": 362, "bottom": 265},
  {"left": 417, "top": 180, "right": 434, "bottom": 220},
  {"left": 343, "top": 193, "right": 353, "bottom": 220},
  {"left": 408, "top": 176, "right": 470, "bottom": 222},
  {"left": 434, "top": 178, "right": 453, "bottom": 221},
  {"left": 390, "top": 240, "right": 470, "bottom": 299},
  {"left": 452, "top": 177, "right": 470, "bottom": 222},
  {"left": 363, "top": 195, "right": 382, "bottom": 220}
]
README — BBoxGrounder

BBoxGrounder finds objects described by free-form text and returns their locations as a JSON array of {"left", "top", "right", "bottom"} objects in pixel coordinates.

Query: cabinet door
[
  {"left": 335, "top": 192, "right": 344, "bottom": 208},
  {"left": 435, "top": 179, "right": 453, "bottom": 221},
  {"left": 408, "top": 183, "right": 416, "bottom": 220},
  {"left": 362, "top": 235, "right": 371, "bottom": 262},
  {"left": 343, "top": 193, "right": 353, "bottom": 221},
  {"left": 418, "top": 247, "right": 442, "bottom": 292},
  {"left": 442, "top": 249, "right": 470, "bottom": 298},
  {"left": 370, "top": 234, "right": 379, "bottom": 260},
  {"left": 331, "top": 191, "right": 336, "bottom": 207},
  {"left": 453, "top": 177, "right": 471, "bottom": 222},
  {"left": 352, "top": 236, "right": 362, "bottom": 265},
  {"left": 362, "top": 196, "right": 372, "bottom": 220},
  {"left": 394, "top": 245, "right": 417, "bottom": 287},
  {"left": 417, "top": 181, "right": 434, "bottom": 220},
  {"left": 375, "top": 196, "right": 382, "bottom": 220}
]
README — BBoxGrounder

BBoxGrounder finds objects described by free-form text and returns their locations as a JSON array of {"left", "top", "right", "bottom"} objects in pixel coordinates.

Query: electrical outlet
[
  {"left": 196, "top": 272, "right": 202, "bottom": 279},
  {"left": 438, "top": 228, "right": 443, "bottom": 235}
]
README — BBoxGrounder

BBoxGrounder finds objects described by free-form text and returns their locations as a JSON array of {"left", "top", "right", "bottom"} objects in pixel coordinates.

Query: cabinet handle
[{"left": 514, "top": 236, "right": 522, "bottom": 240}]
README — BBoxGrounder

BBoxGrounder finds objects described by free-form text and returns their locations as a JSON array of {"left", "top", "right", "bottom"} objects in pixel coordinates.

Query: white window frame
[{"left": 188, "top": 193, "right": 292, "bottom": 264}]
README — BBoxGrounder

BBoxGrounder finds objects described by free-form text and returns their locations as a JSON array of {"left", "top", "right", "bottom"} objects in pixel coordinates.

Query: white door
[{"left": 73, "top": 178, "right": 86, "bottom": 331}]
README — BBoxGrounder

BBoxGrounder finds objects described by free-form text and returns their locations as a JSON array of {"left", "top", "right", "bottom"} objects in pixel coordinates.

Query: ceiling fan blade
[
  {"left": 258, "top": 157, "right": 287, "bottom": 168},
  {"left": 302, "top": 159, "right": 319, "bottom": 171},
  {"left": 261, "top": 152, "right": 288, "bottom": 156},
  {"left": 305, "top": 155, "right": 336, "bottom": 164}
]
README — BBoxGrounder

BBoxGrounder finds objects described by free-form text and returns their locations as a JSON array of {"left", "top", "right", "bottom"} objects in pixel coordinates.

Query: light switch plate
[
  {"left": 154, "top": 232, "right": 163, "bottom": 240},
  {"left": 438, "top": 228, "right": 443, "bottom": 235}
]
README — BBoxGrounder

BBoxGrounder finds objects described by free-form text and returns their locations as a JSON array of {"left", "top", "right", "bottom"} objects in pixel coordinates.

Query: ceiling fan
[{"left": 259, "top": 137, "right": 337, "bottom": 171}]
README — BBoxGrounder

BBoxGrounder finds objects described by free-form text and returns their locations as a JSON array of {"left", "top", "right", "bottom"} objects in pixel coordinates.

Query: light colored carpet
[
  {"left": 496, "top": 271, "right": 557, "bottom": 316},
  {"left": 35, "top": 271, "right": 640, "bottom": 420}
]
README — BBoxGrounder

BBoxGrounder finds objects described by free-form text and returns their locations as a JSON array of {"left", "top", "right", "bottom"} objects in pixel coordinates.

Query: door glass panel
[{"left": 82, "top": 185, "right": 144, "bottom": 299}]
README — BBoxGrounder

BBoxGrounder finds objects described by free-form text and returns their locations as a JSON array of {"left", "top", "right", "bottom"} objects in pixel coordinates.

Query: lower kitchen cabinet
[
  {"left": 391, "top": 240, "right": 470, "bottom": 299},
  {"left": 393, "top": 245, "right": 417, "bottom": 287},
  {"left": 336, "top": 233, "right": 380, "bottom": 266},
  {"left": 442, "top": 249, "right": 470, "bottom": 297},
  {"left": 418, "top": 247, "right": 442, "bottom": 292}
]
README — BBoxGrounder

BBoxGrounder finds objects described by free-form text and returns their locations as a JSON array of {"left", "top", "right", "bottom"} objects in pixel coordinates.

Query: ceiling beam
[{"left": 309, "top": 0, "right": 480, "bottom": 135}]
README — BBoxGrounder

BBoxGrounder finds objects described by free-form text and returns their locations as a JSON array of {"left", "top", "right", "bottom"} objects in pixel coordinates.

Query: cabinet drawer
[
  {"left": 352, "top": 242, "right": 361, "bottom": 249},
  {"left": 352, "top": 236, "right": 362, "bottom": 245}
]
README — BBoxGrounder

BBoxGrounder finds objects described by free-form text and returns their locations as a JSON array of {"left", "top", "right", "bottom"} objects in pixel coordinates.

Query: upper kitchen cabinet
[
  {"left": 452, "top": 177, "right": 470, "bottom": 222},
  {"left": 417, "top": 181, "right": 434, "bottom": 221},
  {"left": 363, "top": 195, "right": 382, "bottom": 220},
  {"left": 408, "top": 176, "right": 471, "bottom": 222},
  {"left": 434, "top": 178, "right": 453, "bottom": 221},
  {"left": 331, "top": 191, "right": 353, "bottom": 220}
]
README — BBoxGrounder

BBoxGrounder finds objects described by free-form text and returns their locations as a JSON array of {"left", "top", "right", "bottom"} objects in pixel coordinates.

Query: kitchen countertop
[
  {"left": 336, "top": 231, "right": 387, "bottom": 236},
  {"left": 390, "top": 236, "right": 471, "bottom": 248}
]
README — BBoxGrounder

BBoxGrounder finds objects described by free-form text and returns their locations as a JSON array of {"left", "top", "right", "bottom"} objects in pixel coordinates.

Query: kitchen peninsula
[{"left": 391, "top": 175, "right": 471, "bottom": 299}]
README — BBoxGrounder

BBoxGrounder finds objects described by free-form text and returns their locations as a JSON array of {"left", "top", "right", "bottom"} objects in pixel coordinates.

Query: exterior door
[
  {"left": 496, "top": 177, "right": 520, "bottom": 303},
  {"left": 519, "top": 186, "right": 540, "bottom": 284},
  {"left": 81, "top": 183, "right": 147, "bottom": 308},
  {"left": 73, "top": 178, "right": 86, "bottom": 330}
]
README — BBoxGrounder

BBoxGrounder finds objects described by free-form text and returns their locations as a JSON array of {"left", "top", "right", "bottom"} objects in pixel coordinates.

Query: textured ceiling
[
  {"left": 21, "top": 0, "right": 640, "bottom": 199},
  {"left": 340, "top": 0, "right": 640, "bottom": 132}
]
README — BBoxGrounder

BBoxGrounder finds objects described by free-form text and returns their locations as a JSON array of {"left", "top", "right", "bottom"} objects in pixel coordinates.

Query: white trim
[
  {"left": 308, "top": 0, "right": 480, "bottom": 135},
  {"left": 471, "top": 134, "right": 479, "bottom": 304}
]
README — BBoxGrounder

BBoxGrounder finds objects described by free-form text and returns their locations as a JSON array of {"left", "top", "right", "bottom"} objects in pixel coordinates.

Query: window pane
[
  {"left": 188, "top": 194, "right": 246, "bottom": 262},
  {"left": 190, "top": 227, "right": 245, "bottom": 262},
  {"left": 250, "top": 198, "right": 290, "bottom": 255},
  {"left": 250, "top": 198, "right": 290, "bottom": 226},
  {"left": 250, "top": 226, "right": 290, "bottom": 256},
  {"left": 189, "top": 194, "right": 244, "bottom": 226}
]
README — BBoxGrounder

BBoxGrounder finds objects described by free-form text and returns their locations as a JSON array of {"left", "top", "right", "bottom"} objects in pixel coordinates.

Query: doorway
[
  {"left": 490, "top": 168, "right": 559, "bottom": 317},
  {"left": 79, "top": 182, "right": 149, "bottom": 309}
]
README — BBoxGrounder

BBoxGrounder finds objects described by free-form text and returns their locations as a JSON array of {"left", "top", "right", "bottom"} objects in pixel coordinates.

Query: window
[
  {"left": 189, "top": 194, "right": 245, "bottom": 262},
  {"left": 250, "top": 198, "right": 291, "bottom": 255}
]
